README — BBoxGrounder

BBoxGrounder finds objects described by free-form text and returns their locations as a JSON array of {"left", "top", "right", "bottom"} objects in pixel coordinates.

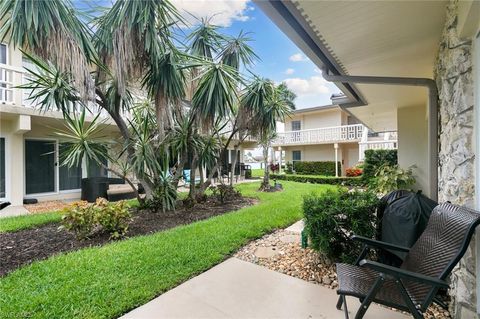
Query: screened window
[
  {"left": 291, "top": 120, "right": 301, "bottom": 131},
  {"left": 59, "top": 144, "right": 82, "bottom": 190},
  {"left": 0, "top": 44, "right": 6, "bottom": 64},
  {"left": 0, "top": 138, "right": 5, "bottom": 198},
  {"left": 292, "top": 150, "right": 301, "bottom": 161}
]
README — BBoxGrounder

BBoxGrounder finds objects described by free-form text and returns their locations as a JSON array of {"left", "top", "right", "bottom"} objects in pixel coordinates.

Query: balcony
[
  {"left": 273, "top": 124, "right": 365, "bottom": 146},
  {"left": 0, "top": 63, "right": 24, "bottom": 105}
]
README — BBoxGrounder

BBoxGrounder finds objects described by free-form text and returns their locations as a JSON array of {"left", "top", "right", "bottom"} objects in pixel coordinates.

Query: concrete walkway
[{"left": 120, "top": 258, "right": 408, "bottom": 319}]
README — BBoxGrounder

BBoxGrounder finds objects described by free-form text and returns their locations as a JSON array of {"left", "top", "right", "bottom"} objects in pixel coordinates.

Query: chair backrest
[{"left": 400, "top": 203, "right": 480, "bottom": 307}]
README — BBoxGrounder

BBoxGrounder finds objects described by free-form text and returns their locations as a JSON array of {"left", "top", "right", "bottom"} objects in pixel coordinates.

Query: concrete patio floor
[{"left": 120, "top": 257, "right": 408, "bottom": 319}]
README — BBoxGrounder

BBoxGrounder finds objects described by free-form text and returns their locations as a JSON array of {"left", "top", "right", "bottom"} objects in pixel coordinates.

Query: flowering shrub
[
  {"left": 269, "top": 163, "right": 279, "bottom": 173},
  {"left": 346, "top": 167, "right": 363, "bottom": 177}
]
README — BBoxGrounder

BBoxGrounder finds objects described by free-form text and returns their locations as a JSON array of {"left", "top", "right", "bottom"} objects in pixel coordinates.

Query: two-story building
[
  {"left": 0, "top": 42, "right": 256, "bottom": 212},
  {"left": 273, "top": 103, "right": 397, "bottom": 176}
]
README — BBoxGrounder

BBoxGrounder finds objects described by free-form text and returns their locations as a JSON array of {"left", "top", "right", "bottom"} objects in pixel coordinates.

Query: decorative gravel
[{"left": 235, "top": 228, "right": 452, "bottom": 319}]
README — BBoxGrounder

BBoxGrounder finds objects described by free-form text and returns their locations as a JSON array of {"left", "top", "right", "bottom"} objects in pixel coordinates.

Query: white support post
[
  {"left": 278, "top": 147, "right": 282, "bottom": 173},
  {"left": 334, "top": 143, "right": 339, "bottom": 177}
]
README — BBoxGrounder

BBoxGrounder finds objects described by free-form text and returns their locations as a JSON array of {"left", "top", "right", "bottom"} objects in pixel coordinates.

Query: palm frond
[
  {"left": 191, "top": 62, "right": 243, "bottom": 127},
  {"left": 93, "top": 0, "right": 182, "bottom": 95},
  {"left": 219, "top": 31, "right": 259, "bottom": 70},
  {"left": 0, "top": 0, "right": 97, "bottom": 101},
  {"left": 186, "top": 17, "right": 225, "bottom": 59}
]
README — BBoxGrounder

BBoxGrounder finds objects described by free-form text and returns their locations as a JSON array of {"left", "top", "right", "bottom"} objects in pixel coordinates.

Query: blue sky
[{"left": 75, "top": 0, "right": 340, "bottom": 109}]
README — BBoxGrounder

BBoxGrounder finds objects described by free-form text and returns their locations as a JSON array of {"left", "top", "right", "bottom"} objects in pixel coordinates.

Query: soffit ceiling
[{"left": 290, "top": 0, "right": 448, "bottom": 131}]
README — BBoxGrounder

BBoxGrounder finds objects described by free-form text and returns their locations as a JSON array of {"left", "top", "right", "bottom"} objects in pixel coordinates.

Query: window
[
  {"left": 87, "top": 153, "right": 108, "bottom": 178},
  {"left": 292, "top": 150, "right": 301, "bottom": 161},
  {"left": 0, "top": 44, "right": 7, "bottom": 103},
  {"left": 0, "top": 138, "right": 5, "bottom": 198},
  {"left": 0, "top": 44, "right": 6, "bottom": 64},
  {"left": 291, "top": 120, "right": 301, "bottom": 131}
]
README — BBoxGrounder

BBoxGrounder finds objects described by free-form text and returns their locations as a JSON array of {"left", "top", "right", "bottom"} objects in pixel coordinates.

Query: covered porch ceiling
[{"left": 256, "top": 0, "right": 448, "bottom": 132}]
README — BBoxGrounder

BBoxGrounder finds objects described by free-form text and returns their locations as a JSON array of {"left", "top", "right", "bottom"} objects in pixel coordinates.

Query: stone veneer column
[{"left": 434, "top": 1, "right": 477, "bottom": 318}]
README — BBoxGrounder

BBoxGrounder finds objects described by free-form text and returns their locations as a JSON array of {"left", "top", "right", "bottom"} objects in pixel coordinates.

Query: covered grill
[{"left": 377, "top": 190, "right": 438, "bottom": 265}]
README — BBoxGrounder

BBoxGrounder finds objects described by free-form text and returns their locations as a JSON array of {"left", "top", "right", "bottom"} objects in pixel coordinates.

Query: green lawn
[
  {"left": 0, "top": 181, "right": 333, "bottom": 319},
  {"left": 0, "top": 199, "right": 140, "bottom": 233},
  {"left": 251, "top": 168, "right": 264, "bottom": 178}
]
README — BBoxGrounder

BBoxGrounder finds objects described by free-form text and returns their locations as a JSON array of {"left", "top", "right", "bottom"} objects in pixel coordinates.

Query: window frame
[
  {"left": 292, "top": 150, "right": 301, "bottom": 162},
  {"left": 291, "top": 120, "right": 301, "bottom": 131},
  {"left": 0, "top": 43, "right": 7, "bottom": 65}
]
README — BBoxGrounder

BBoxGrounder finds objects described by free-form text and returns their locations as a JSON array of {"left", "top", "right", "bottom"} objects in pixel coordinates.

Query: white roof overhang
[{"left": 255, "top": 0, "right": 448, "bottom": 132}]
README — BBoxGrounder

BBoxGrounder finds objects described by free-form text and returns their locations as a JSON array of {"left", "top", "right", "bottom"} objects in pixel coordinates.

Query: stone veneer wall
[{"left": 434, "top": 0, "right": 477, "bottom": 318}]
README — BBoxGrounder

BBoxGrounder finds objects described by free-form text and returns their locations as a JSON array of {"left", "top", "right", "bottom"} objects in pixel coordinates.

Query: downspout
[{"left": 322, "top": 67, "right": 439, "bottom": 201}]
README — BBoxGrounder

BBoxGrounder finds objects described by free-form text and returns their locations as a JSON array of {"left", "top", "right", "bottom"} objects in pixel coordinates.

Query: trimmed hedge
[
  {"left": 271, "top": 174, "right": 364, "bottom": 187},
  {"left": 292, "top": 161, "right": 341, "bottom": 176},
  {"left": 363, "top": 149, "right": 397, "bottom": 179}
]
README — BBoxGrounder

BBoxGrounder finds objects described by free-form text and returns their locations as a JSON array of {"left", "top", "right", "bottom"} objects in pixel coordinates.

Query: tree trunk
[
  {"left": 260, "top": 142, "right": 271, "bottom": 191},
  {"left": 188, "top": 152, "right": 198, "bottom": 202},
  {"left": 199, "top": 165, "right": 205, "bottom": 186},
  {"left": 155, "top": 91, "right": 169, "bottom": 142},
  {"left": 229, "top": 149, "right": 236, "bottom": 186},
  {"left": 106, "top": 107, "right": 154, "bottom": 199}
]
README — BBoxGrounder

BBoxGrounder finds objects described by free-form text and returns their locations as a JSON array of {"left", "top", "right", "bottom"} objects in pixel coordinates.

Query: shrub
[
  {"left": 209, "top": 184, "right": 241, "bottom": 204},
  {"left": 346, "top": 167, "right": 363, "bottom": 177},
  {"left": 285, "top": 162, "right": 293, "bottom": 174},
  {"left": 61, "top": 202, "right": 97, "bottom": 239},
  {"left": 95, "top": 199, "right": 131, "bottom": 239},
  {"left": 269, "top": 163, "right": 279, "bottom": 173},
  {"left": 363, "top": 149, "right": 397, "bottom": 180},
  {"left": 147, "top": 172, "right": 177, "bottom": 212},
  {"left": 270, "top": 174, "right": 365, "bottom": 187},
  {"left": 293, "top": 161, "right": 341, "bottom": 176},
  {"left": 61, "top": 199, "right": 132, "bottom": 239},
  {"left": 373, "top": 164, "right": 416, "bottom": 194},
  {"left": 303, "top": 188, "right": 379, "bottom": 263}
]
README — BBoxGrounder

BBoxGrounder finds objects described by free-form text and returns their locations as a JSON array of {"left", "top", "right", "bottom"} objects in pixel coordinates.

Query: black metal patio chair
[{"left": 335, "top": 202, "right": 480, "bottom": 319}]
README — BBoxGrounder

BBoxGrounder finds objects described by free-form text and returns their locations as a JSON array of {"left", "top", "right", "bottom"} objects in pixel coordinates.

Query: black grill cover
[{"left": 378, "top": 190, "right": 438, "bottom": 264}]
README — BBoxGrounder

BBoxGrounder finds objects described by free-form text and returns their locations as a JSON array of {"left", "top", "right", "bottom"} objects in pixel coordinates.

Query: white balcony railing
[
  {"left": 273, "top": 124, "right": 364, "bottom": 146},
  {"left": 0, "top": 63, "right": 22, "bottom": 104},
  {"left": 358, "top": 140, "right": 398, "bottom": 161}
]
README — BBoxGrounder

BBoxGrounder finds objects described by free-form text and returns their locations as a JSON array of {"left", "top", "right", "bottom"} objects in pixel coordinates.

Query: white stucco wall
[
  {"left": 285, "top": 108, "right": 343, "bottom": 131},
  {"left": 397, "top": 104, "right": 430, "bottom": 197}
]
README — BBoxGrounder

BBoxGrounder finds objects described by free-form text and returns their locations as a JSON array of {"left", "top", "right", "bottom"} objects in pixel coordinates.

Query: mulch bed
[
  {"left": 0, "top": 197, "right": 256, "bottom": 277},
  {"left": 24, "top": 200, "right": 71, "bottom": 214}
]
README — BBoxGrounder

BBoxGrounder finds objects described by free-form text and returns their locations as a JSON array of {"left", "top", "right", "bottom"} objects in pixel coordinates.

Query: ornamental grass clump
[{"left": 303, "top": 188, "right": 379, "bottom": 263}]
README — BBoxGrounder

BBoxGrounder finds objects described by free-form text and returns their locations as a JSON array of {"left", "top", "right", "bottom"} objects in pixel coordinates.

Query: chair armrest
[
  {"left": 359, "top": 260, "right": 449, "bottom": 289},
  {"left": 351, "top": 235, "right": 410, "bottom": 253}
]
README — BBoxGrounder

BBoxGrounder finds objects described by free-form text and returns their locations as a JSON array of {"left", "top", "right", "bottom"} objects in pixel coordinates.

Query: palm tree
[
  {"left": 277, "top": 83, "right": 297, "bottom": 110},
  {"left": 241, "top": 78, "right": 292, "bottom": 190}
]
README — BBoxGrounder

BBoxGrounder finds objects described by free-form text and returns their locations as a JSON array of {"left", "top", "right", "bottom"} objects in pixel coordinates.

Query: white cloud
[
  {"left": 289, "top": 53, "right": 307, "bottom": 62},
  {"left": 171, "top": 0, "right": 251, "bottom": 27},
  {"left": 285, "top": 68, "right": 295, "bottom": 75},
  {"left": 313, "top": 68, "right": 321, "bottom": 74},
  {"left": 283, "top": 76, "right": 330, "bottom": 96}
]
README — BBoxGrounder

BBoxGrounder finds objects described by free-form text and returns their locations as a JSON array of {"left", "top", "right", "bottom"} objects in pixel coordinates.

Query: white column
[
  {"left": 473, "top": 32, "right": 480, "bottom": 315},
  {"left": 278, "top": 147, "right": 282, "bottom": 173},
  {"left": 334, "top": 143, "right": 339, "bottom": 177}
]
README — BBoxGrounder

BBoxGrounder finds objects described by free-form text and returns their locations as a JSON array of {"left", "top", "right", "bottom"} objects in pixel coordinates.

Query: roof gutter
[{"left": 322, "top": 67, "right": 439, "bottom": 201}]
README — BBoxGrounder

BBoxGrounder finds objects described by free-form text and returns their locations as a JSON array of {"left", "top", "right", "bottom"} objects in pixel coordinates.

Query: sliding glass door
[
  {"left": 25, "top": 140, "right": 55, "bottom": 194},
  {"left": 59, "top": 143, "right": 82, "bottom": 190},
  {"left": 0, "top": 138, "right": 5, "bottom": 199}
]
